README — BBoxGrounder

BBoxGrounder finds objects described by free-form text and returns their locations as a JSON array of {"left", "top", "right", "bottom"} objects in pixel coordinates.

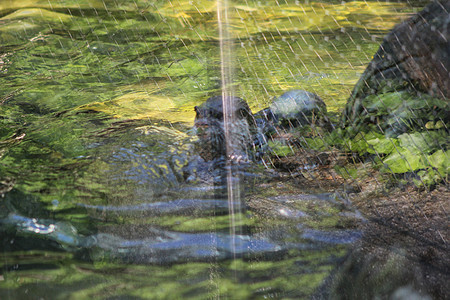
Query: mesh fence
[{"left": 0, "top": 0, "right": 448, "bottom": 299}]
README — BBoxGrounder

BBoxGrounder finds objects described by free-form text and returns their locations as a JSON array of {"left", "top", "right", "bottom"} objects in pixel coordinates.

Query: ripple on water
[
  {"left": 300, "top": 228, "right": 363, "bottom": 244},
  {"left": 78, "top": 198, "right": 236, "bottom": 215}
]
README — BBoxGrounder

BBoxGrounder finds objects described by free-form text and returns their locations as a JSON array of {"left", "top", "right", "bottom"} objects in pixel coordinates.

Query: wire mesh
[{"left": 0, "top": 0, "right": 448, "bottom": 299}]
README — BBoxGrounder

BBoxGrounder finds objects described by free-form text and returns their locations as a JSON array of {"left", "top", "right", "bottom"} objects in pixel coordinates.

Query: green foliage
[
  {"left": 307, "top": 124, "right": 448, "bottom": 187},
  {"left": 379, "top": 131, "right": 448, "bottom": 177},
  {"left": 428, "top": 150, "right": 449, "bottom": 173},
  {"left": 343, "top": 130, "right": 447, "bottom": 186},
  {"left": 267, "top": 140, "right": 294, "bottom": 157},
  {"left": 346, "top": 132, "right": 371, "bottom": 154},
  {"left": 353, "top": 91, "right": 449, "bottom": 136},
  {"left": 382, "top": 148, "right": 422, "bottom": 173},
  {"left": 302, "top": 137, "right": 326, "bottom": 151},
  {"left": 334, "top": 165, "right": 359, "bottom": 180},
  {"left": 415, "top": 167, "right": 447, "bottom": 187},
  {"left": 323, "top": 87, "right": 449, "bottom": 187},
  {"left": 366, "top": 135, "right": 398, "bottom": 155},
  {"left": 397, "top": 131, "right": 448, "bottom": 154}
]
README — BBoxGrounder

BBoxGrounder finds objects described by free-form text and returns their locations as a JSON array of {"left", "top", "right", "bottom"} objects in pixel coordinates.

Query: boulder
[
  {"left": 342, "top": 0, "right": 450, "bottom": 136},
  {"left": 269, "top": 90, "right": 327, "bottom": 128}
]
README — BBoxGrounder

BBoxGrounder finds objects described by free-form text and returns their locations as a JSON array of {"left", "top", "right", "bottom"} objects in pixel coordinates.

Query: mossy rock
[{"left": 342, "top": 1, "right": 450, "bottom": 136}]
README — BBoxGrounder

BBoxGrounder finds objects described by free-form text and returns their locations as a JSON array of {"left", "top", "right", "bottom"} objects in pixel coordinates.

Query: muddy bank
[
  {"left": 324, "top": 173, "right": 448, "bottom": 298},
  {"left": 266, "top": 150, "right": 448, "bottom": 299},
  {"left": 341, "top": 184, "right": 449, "bottom": 299}
]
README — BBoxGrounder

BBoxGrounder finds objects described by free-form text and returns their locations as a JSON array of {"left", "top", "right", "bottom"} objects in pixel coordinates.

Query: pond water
[{"left": 0, "top": 1, "right": 426, "bottom": 299}]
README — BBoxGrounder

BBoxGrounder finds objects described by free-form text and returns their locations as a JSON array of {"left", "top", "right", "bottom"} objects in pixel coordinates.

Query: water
[
  {"left": 217, "top": 0, "right": 242, "bottom": 261},
  {"left": 0, "top": 1, "right": 426, "bottom": 298}
]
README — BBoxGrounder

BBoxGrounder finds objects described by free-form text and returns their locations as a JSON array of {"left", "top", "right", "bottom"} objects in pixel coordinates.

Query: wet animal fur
[{"left": 194, "top": 96, "right": 257, "bottom": 162}]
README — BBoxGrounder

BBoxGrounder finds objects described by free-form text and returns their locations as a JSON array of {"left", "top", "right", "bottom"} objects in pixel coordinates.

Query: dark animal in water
[
  {"left": 194, "top": 91, "right": 329, "bottom": 162},
  {"left": 194, "top": 96, "right": 257, "bottom": 162}
]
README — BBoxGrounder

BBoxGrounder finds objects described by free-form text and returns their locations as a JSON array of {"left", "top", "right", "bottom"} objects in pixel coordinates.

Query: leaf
[
  {"left": 383, "top": 148, "right": 422, "bottom": 173},
  {"left": 345, "top": 133, "right": 368, "bottom": 153},
  {"left": 366, "top": 136, "right": 397, "bottom": 154},
  {"left": 268, "top": 141, "right": 294, "bottom": 157},
  {"left": 427, "top": 150, "right": 450, "bottom": 175},
  {"left": 398, "top": 131, "right": 448, "bottom": 154},
  {"left": 363, "top": 92, "right": 404, "bottom": 112},
  {"left": 415, "top": 168, "right": 445, "bottom": 187},
  {"left": 303, "top": 137, "right": 325, "bottom": 150}
]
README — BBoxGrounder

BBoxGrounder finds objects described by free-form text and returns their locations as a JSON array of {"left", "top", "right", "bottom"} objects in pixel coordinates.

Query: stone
[
  {"left": 269, "top": 90, "right": 327, "bottom": 128},
  {"left": 342, "top": 0, "right": 450, "bottom": 135}
]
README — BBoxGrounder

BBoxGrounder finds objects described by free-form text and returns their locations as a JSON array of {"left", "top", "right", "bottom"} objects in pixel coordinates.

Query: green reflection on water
[{"left": 1, "top": 246, "right": 346, "bottom": 299}]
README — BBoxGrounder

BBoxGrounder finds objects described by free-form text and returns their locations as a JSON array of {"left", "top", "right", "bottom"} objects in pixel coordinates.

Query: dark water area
[{"left": 0, "top": 0, "right": 433, "bottom": 299}]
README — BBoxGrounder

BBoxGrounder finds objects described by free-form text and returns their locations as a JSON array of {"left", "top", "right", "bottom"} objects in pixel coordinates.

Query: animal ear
[{"left": 194, "top": 106, "right": 202, "bottom": 118}]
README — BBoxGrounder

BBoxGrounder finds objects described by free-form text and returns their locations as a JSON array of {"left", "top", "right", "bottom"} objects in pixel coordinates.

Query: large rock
[
  {"left": 342, "top": 0, "right": 450, "bottom": 136},
  {"left": 269, "top": 90, "right": 327, "bottom": 128}
]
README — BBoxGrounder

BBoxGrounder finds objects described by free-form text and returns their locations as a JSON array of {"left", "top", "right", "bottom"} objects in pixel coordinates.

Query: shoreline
[{"left": 270, "top": 152, "right": 449, "bottom": 298}]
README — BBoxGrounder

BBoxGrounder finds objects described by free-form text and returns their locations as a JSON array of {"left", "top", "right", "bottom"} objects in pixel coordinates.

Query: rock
[
  {"left": 342, "top": 0, "right": 450, "bottom": 136},
  {"left": 269, "top": 90, "right": 327, "bottom": 128}
]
